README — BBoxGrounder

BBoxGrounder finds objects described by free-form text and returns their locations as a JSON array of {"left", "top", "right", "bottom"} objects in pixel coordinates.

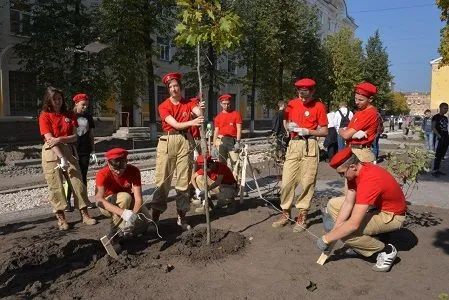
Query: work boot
[
  {"left": 80, "top": 208, "right": 98, "bottom": 225},
  {"left": 55, "top": 211, "right": 69, "bottom": 230},
  {"left": 272, "top": 210, "right": 290, "bottom": 228},
  {"left": 292, "top": 210, "right": 308, "bottom": 233},
  {"left": 177, "top": 211, "right": 191, "bottom": 231}
]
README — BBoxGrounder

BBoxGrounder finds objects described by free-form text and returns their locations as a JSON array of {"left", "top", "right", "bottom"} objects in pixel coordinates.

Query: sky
[{"left": 345, "top": 0, "right": 445, "bottom": 93}]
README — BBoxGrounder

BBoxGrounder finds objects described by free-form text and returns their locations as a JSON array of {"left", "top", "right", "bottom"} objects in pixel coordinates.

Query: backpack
[{"left": 338, "top": 109, "right": 350, "bottom": 128}]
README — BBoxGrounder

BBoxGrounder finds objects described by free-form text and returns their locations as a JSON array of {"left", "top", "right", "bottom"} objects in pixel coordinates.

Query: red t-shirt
[
  {"left": 96, "top": 165, "right": 142, "bottom": 197},
  {"left": 347, "top": 106, "right": 378, "bottom": 146},
  {"left": 189, "top": 98, "right": 201, "bottom": 138},
  {"left": 39, "top": 111, "right": 78, "bottom": 140},
  {"left": 348, "top": 163, "right": 406, "bottom": 214},
  {"left": 284, "top": 98, "right": 328, "bottom": 137},
  {"left": 196, "top": 162, "right": 237, "bottom": 185},
  {"left": 158, "top": 98, "right": 197, "bottom": 132},
  {"left": 214, "top": 110, "right": 242, "bottom": 137}
]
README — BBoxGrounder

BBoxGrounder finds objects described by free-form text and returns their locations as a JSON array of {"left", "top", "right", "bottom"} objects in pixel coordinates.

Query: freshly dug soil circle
[{"left": 175, "top": 227, "right": 246, "bottom": 261}]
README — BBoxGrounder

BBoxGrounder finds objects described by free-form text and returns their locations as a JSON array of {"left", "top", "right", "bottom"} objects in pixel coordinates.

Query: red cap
[
  {"left": 218, "top": 94, "right": 232, "bottom": 102},
  {"left": 162, "top": 72, "right": 182, "bottom": 85},
  {"left": 294, "top": 78, "right": 316, "bottom": 89},
  {"left": 105, "top": 148, "right": 128, "bottom": 160},
  {"left": 197, "top": 155, "right": 213, "bottom": 165},
  {"left": 355, "top": 82, "right": 377, "bottom": 98},
  {"left": 329, "top": 147, "right": 353, "bottom": 169},
  {"left": 72, "top": 93, "right": 88, "bottom": 103}
]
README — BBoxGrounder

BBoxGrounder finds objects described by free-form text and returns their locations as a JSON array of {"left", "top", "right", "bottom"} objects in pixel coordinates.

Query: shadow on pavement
[{"left": 433, "top": 228, "right": 449, "bottom": 255}]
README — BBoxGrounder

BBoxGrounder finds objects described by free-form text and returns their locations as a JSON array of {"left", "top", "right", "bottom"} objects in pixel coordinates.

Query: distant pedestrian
[
  {"left": 324, "top": 111, "right": 338, "bottom": 160},
  {"left": 334, "top": 102, "right": 353, "bottom": 150},
  {"left": 389, "top": 115, "right": 395, "bottom": 131},
  {"left": 421, "top": 109, "right": 434, "bottom": 151},
  {"left": 371, "top": 112, "right": 384, "bottom": 163},
  {"left": 432, "top": 103, "right": 448, "bottom": 176},
  {"left": 398, "top": 116, "right": 403, "bottom": 130},
  {"left": 271, "top": 99, "right": 289, "bottom": 160}
]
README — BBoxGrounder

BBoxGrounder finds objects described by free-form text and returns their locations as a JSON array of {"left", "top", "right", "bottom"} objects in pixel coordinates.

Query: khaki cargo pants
[
  {"left": 99, "top": 192, "right": 134, "bottom": 227},
  {"left": 327, "top": 196, "right": 405, "bottom": 257},
  {"left": 41, "top": 143, "right": 89, "bottom": 213},
  {"left": 280, "top": 138, "right": 319, "bottom": 211},
  {"left": 150, "top": 134, "right": 191, "bottom": 213},
  {"left": 195, "top": 175, "right": 237, "bottom": 202},
  {"left": 217, "top": 136, "right": 239, "bottom": 168},
  {"left": 351, "top": 147, "right": 375, "bottom": 163}
]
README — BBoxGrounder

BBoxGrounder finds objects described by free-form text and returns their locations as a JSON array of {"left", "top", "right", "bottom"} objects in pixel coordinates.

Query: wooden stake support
[
  {"left": 316, "top": 242, "right": 336, "bottom": 265},
  {"left": 101, "top": 235, "right": 119, "bottom": 259}
]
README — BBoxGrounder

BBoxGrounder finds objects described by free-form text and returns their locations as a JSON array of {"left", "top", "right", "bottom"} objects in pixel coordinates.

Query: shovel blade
[{"left": 100, "top": 235, "right": 118, "bottom": 259}]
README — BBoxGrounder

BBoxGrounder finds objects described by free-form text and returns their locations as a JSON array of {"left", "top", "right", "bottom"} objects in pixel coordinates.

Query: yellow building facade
[{"left": 430, "top": 57, "right": 449, "bottom": 113}]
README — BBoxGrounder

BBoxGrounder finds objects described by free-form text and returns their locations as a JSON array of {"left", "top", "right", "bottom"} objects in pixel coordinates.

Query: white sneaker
[
  {"left": 372, "top": 244, "right": 397, "bottom": 272},
  {"left": 177, "top": 217, "right": 191, "bottom": 231},
  {"left": 191, "top": 196, "right": 202, "bottom": 205}
]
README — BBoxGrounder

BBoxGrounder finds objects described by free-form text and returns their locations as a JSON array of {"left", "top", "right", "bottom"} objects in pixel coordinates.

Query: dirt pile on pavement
[{"left": 173, "top": 227, "right": 246, "bottom": 261}]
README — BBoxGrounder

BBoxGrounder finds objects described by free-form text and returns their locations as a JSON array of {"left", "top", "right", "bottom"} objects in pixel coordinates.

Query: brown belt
[{"left": 350, "top": 144, "right": 371, "bottom": 149}]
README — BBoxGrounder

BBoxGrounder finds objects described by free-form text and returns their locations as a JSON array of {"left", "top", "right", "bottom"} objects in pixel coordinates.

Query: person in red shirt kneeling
[
  {"left": 95, "top": 148, "right": 149, "bottom": 241},
  {"left": 191, "top": 155, "right": 237, "bottom": 214},
  {"left": 317, "top": 147, "right": 407, "bottom": 272}
]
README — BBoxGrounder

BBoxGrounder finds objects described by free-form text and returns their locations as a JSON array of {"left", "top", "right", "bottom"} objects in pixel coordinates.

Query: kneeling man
[
  {"left": 317, "top": 147, "right": 406, "bottom": 272},
  {"left": 95, "top": 148, "right": 146, "bottom": 238},
  {"left": 191, "top": 155, "right": 237, "bottom": 213}
]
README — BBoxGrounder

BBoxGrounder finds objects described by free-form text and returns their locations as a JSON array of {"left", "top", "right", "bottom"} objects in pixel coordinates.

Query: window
[
  {"left": 156, "top": 86, "right": 166, "bottom": 106},
  {"left": 246, "top": 95, "right": 252, "bottom": 118},
  {"left": 227, "top": 54, "right": 237, "bottom": 74},
  {"left": 328, "top": 17, "right": 332, "bottom": 31},
  {"left": 157, "top": 37, "right": 170, "bottom": 61},
  {"left": 9, "top": 71, "right": 37, "bottom": 116},
  {"left": 10, "top": 0, "right": 32, "bottom": 35},
  {"left": 263, "top": 105, "right": 270, "bottom": 119}
]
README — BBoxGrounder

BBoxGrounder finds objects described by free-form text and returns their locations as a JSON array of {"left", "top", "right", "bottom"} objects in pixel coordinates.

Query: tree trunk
[{"left": 250, "top": 49, "right": 256, "bottom": 137}]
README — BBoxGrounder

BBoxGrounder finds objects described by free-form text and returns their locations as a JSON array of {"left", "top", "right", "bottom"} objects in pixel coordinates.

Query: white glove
[
  {"left": 195, "top": 188, "right": 205, "bottom": 199},
  {"left": 287, "top": 122, "right": 299, "bottom": 132},
  {"left": 294, "top": 127, "right": 310, "bottom": 136},
  {"left": 352, "top": 130, "right": 367, "bottom": 139},
  {"left": 55, "top": 156, "right": 69, "bottom": 171},
  {"left": 193, "top": 149, "right": 199, "bottom": 161},
  {"left": 121, "top": 209, "right": 138, "bottom": 225},
  {"left": 90, "top": 153, "right": 98, "bottom": 165}
]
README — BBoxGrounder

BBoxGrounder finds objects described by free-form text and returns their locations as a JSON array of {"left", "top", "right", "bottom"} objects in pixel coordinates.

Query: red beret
[
  {"left": 197, "top": 155, "right": 213, "bottom": 165},
  {"left": 105, "top": 148, "right": 128, "bottom": 160},
  {"left": 162, "top": 72, "right": 182, "bottom": 85},
  {"left": 355, "top": 82, "right": 377, "bottom": 98},
  {"left": 218, "top": 94, "right": 232, "bottom": 102},
  {"left": 329, "top": 147, "right": 353, "bottom": 169},
  {"left": 72, "top": 93, "right": 88, "bottom": 103},
  {"left": 294, "top": 78, "right": 316, "bottom": 89}
]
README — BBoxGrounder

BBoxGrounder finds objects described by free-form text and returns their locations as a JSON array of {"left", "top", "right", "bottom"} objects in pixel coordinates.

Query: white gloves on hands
[
  {"left": 195, "top": 188, "right": 205, "bottom": 199},
  {"left": 294, "top": 127, "right": 310, "bottom": 136},
  {"left": 287, "top": 122, "right": 299, "bottom": 132},
  {"left": 352, "top": 130, "right": 367, "bottom": 140},
  {"left": 121, "top": 209, "right": 138, "bottom": 225},
  {"left": 90, "top": 153, "right": 98, "bottom": 165},
  {"left": 55, "top": 156, "right": 69, "bottom": 171}
]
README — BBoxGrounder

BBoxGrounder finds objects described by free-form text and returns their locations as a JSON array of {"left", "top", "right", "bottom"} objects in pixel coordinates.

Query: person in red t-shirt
[
  {"left": 272, "top": 78, "right": 328, "bottom": 232},
  {"left": 38, "top": 86, "right": 97, "bottom": 230},
  {"left": 96, "top": 148, "right": 148, "bottom": 239},
  {"left": 191, "top": 155, "right": 237, "bottom": 213},
  {"left": 151, "top": 72, "right": 204, "bottom": 231},
  {"left": 213, "top": 94, "right": 242, "bottom": 167},
  {"left": 339, "top": 82, "right": 379, "bottom": 162},
  {"left": 317, "top": 147, "right": 406, "bottom": 272}
]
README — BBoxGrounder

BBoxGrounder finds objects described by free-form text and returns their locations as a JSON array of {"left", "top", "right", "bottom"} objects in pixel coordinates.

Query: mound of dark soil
[{"left": 174, "top": 227, "right": 246, "bottom": 261}]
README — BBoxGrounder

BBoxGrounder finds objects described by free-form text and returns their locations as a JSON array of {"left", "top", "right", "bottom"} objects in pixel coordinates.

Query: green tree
[
  {"left": 363, "top": 30, "right": 393, "bottom": 111},
  {"left": 324, "top": 27, "right": 364, "bottom": 110},
  {"left": 437, "top": 0, "right": 449, "bottom": 64},
  {"left": 175, "top": 0, "right": 242, "bottom": 243},
  {"left": 233, "top": 0, "right": 330, "bottom": 113},
  {"left": 96, "top": 0, "right": 175, "bottom": 128},
  {"left": 14, "top": 0, "right": 108, "bottom": 108},
  {"left": 389, "top": 92, "right": 410, "bottom": 115}
]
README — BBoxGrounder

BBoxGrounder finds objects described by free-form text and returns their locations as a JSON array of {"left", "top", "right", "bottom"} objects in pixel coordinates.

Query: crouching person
[
  {"left": 317, "top": 147, "right": 406, "bottom": 272},
  {"left": 95, "top": 148, "right": 148, "bottom": 239},
  {"left": 191, "top": 155, "right": 237, "bottom": 213}
]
